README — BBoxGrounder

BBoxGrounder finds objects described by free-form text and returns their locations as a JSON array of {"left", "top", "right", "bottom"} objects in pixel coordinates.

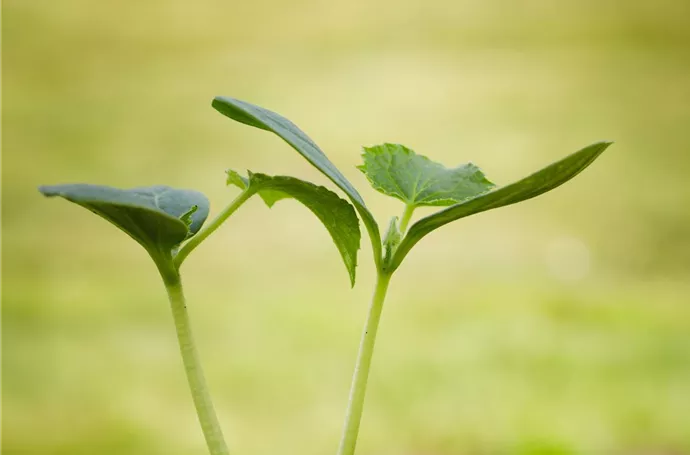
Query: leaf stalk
[
  {"left": 399, "top": 204, "right": 415, "bottom": 235},
  {"left": 174, "top": 189, "right": 254, "bottom": 268}
]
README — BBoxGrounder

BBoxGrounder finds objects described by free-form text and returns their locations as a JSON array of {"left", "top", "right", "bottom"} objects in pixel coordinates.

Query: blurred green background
[{"left": 3, "top": 0, "right": 690, "bottom": 454}]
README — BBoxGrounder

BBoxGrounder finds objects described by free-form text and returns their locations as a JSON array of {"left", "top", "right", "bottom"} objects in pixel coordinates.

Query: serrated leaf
[
  {"left": 228, "top": 170, "right": 361, "bottom": 286},
  {"left": 226, "top": 169, "right": 289, "bottom": 208},
  {"left": 212, "top": 96, "right": 382, "bottom": 266},
  {"left": 358, "top": 143, "right": 496, "bottom": 207},
  {"left": 388, "top": 141, "right": 612, "bottom": 271},
  {"left": 179, "top": 205, "right": 199, "bottom": 232},
  {"left": 226, "top": 169, "right": 250, "bottom": 189},
  {"left": 39, "top": 184, "right": 210, "bottom": 258}
]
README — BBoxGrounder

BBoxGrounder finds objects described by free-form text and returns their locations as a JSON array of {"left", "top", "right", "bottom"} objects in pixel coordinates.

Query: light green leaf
[
  {"left": 179, "top": 205, "right": 199, "bottom": 232},
  {"left": 39, "top": 184, "right": 210, "bottom": 258},
  {"left": 212, "top": 96, "right": 382, "bottom": 266},
  {"left": 228, "top": 170, "right": 361, "bottom": 286},
  {"left": 382, "top": 216, "right": 402, "bottom": 266},
  {"left": 358, "top": 143, "right": 496, "bottom": 207},
  {"left": 388, "top": 141, "right": 612, "bottom": 271},
  {"left": 226, "top": 169, "right": 289, "bottom": 207},
  {"left": 225, "top": 169, "right": 250, "bottom": 189}
]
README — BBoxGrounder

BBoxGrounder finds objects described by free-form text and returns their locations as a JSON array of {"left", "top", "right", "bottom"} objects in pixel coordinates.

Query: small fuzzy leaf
[
  {"left": 212, "top": 96, "right": 382, "bottom": 266},
  {"left": 358, "top": 143, "right": 496, "bottom": 207},
  {"left": 180, "top": 205, "right": 199, "bottom": 232},
  {"left": 228, "top": 170, "right": 361, "bottom": 286},
  {"left": 226, "top": 169, "right": 250, "bottom": 189},
  {"left": 39, "top": 184, "right": 209, "bottom": 257},
  {"left": 382, "top": 216, "right": 402, "bottom": 266},
  {"left": 388, "top": 141, "right": 612, "bottom": 271},
  {"left": 226, "top": 170, "right": 289, "bottom": 207}
]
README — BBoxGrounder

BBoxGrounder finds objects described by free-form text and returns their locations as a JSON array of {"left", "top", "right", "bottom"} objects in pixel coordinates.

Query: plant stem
[
  {"left": 337, "top": 271, "right": 393, "bottom": 455},
  {"left": 162, "top": 269, "right": 230, "bottom": 455},
  {"left": 174, "top": 189, "right": 254, "bottom": 268},
  {"left": 398, "top": 204, "right": 415, "bottom": 234}
]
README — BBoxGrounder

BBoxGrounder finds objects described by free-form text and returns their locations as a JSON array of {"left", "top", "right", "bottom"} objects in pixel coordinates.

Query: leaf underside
[
  {"left": 227, "top": 170, "right": 361, "bottom": 286},
  {"left": 212, "top": 96, "right": 382, "bottom": 267},
  {"left": 388, "top": 141, "right": 612, "bottom": 271},
  {"left": 358, "top": 143, "right": 496, "bottom": 207},
  {"left": 39, "top": 184, "right": 209, "bottom": 257}
]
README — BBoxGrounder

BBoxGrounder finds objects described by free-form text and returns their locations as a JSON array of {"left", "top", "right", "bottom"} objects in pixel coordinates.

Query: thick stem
[
  {"left": 337, "top": 271, "right": 393, "bottom": 455},
  {"left": 162, "top": 269, "right": 230, "bottom": 455},
  {"left": 174, "top": 189, "right": 254, "bottom": 268},
  {"left": 398, "top": 204, "right": 415, "bottom": 235}
]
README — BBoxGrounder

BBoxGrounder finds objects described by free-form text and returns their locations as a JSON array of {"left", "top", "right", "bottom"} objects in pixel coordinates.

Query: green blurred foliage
[{"left": 2, "top": 0, "right": 689, "bottom": 454}]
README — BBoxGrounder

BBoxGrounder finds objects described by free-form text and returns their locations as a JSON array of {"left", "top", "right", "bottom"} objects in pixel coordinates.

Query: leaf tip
[
  {"left": 585, "top": 140, "right": 614, "bottom": 159},
  {"left": 211, "top": 95, "right": 230, "bottom": 107},
  {"left": 38, "top": 185, "right": 61, "bottom": 198}
]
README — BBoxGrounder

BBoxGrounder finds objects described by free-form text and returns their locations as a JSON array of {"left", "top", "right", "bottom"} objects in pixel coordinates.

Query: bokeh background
[{"left": 3, "top": 0, "right": 690, "bottom": 454}]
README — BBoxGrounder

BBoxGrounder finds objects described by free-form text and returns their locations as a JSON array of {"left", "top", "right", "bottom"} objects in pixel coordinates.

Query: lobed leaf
[
  {"left": 227, "top": 170, "right": 361, "bottom": 286},
  {"left": 388, "top": 141, "right": 612, "bottom": 271},
  {"left": 358, "top": 143, "right": 495, "bottom": 207},
  {"left": 39, "top": 184, "right": 209, "bottom": 259},
  {"left": 212, "top": 96, "right": 382, "bottom": 267}
]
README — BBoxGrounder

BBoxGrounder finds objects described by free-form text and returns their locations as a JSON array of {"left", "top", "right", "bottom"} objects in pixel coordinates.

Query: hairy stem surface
[
  {"left": 174, "top": 189, "right": 253, "bottom": 268},
  {"left": 163, "top": 269, "right": 230, "bottom": 455},
  {"left": 337, "top": 271, "right": 393, "bottom": 455}
]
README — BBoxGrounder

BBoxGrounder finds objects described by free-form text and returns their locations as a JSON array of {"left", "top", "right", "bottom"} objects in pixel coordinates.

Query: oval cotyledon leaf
[
  {"left": 212, "top": 96, "right": 382, "bottom": 268},
  {"left": 227, "top": 170, "right": 361, "bottom": 286},
  {"left": 39, "top": 184, "right": 210, "bottom": 259}
]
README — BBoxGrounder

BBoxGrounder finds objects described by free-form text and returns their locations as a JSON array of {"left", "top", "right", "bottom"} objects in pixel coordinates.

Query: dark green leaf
[
  {"left": 212, "top": 96, "right": 382, "bottom": 266},
  {"left": 39, "top": 184, "right": 209, "bottom": 258},
  {"left": 388, "top": 141, "right": 612, "bottom": 271},
  {"left": 228, "top": 170, "right": 361, "bottom": 286},
  {"left": 358, "top": 143, "right": 496, "bottom": 207}
]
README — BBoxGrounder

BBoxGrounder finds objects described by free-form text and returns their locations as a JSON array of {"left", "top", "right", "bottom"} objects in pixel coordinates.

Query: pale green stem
[
  {"left": 337, "top": 271, "right": 393, "bottom": 455},
  {"left": 174, "top": 189, "right": 254, "bottom": 268},
  {"left": 161, "top": 267, "right": 230, "bottom": 455},
  {"left": 398, "top": 204, "right": 415, "bottom": 234}
]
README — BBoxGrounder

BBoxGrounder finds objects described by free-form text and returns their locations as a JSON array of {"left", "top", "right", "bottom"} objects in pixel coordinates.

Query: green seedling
[
  {"left": 39, "top": 176, "right": 360, "bottom": 453},
  {"left": 212, "top": 96, "right": 612, "bottom": 455}
]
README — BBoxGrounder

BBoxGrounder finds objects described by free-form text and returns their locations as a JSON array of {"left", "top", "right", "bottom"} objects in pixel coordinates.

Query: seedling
[
  {"left": 40, "top": 96, "right": 610, "bottom": 455},
  {"left": 39, "top": 176, "right": 360, "bottom": 454},
  {"left": 212, "top": 96, "right": 611, "bottom": 455}
]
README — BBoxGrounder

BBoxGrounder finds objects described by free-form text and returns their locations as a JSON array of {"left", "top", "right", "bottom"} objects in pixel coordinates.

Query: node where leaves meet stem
[{"left": 174, "top": 189, "right": 254, "bottom": 268}]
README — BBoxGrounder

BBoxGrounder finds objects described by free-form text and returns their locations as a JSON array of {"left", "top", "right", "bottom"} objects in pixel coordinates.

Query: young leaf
[
  {"left": 226, "top": 169, "right": 289, "bottom": 207},
  {"left": 212, "top": 96, "right": 382, "bottom": 266},
  {"left": 179, "top": 205, "right": 200, "bottom": 233},
  {"left": 382, "top": 216, "right": 402, "bottom": 266},
  {"left": 388, "top": 141, "right": 612, "bottom": 271},
  {"left": 39, "top": 184, "right": 210, "bottom": 258},
  {"left": 358, "top": 143, "right": 496, "bottom": 207},
  {"left": 227, "top": 170, "right": 361, "bottom": 286}
]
